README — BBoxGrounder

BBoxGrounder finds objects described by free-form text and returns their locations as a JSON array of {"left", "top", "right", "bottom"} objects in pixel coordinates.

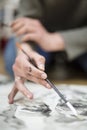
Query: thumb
[{"left": 32, "top": 52, "right": 46, "bottom": 71}]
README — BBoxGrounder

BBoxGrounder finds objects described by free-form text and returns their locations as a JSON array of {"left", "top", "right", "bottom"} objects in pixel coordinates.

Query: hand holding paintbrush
[
  {"left": 8, "top": 42, "right": 84, "bottom": 119},
  {"left": 15, "top": 42, "right": 80, "bottom": 118},
  {"left": 1, "top": 22, "right": 51, "bottom": 102},
  {"left": 5, "top": 21, "right": 81, "bottom": 119},
  {"left": 8, "top": 42, "right": 51, "bottom": 103}
]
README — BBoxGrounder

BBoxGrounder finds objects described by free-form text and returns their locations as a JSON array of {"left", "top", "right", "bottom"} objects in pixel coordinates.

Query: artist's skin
[
  {"left": 8, "top": 43, "right": 52, "bottom": 104},
  {"left": 8, "top": 17, "right": 64, "bottom": 104},
  {"left": 11, "top": 17, "right": 64, "bottom": 51}
]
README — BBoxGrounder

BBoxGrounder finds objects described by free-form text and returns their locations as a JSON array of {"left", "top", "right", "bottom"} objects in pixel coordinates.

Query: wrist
[
  {"left": 53, "top": 33, "right": 65, "bottom": 51},
  {"left": 42, "top": 32, "right": 65, "bottom": 52}
]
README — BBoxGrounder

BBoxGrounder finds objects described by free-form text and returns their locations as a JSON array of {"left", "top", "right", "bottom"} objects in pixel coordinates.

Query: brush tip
[{"left": 75, "top": 114, "right": 86, "bottom": 120}]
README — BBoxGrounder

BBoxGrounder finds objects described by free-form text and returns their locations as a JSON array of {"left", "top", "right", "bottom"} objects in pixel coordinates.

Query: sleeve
[
  {"left": 18, "top": 0, "right": 43, "bottom": 20},
  {"left": 60, "top": 27, "right": 87, "bottom": 59}
]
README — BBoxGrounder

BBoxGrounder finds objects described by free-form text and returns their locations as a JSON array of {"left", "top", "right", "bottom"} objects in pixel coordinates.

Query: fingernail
[
  {"left": 27, "top": 94, "right": 33, "bottom": 99},
  {"left": 27, "top": 95, "right": 31, "bottom": 99},
  {"left": 46, "top": 83, "right": 51, "bottom": 89},
  {"left": 38, "top": 64, "right": 44, "bottom": 70},
  {"left": 41, "top": 73, "right": 47, "bottom": 79}
]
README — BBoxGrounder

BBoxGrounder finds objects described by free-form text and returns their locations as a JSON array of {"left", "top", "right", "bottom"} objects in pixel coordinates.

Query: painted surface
[{"left": 0, "top": 78, "right": 87, "bottom": 130}]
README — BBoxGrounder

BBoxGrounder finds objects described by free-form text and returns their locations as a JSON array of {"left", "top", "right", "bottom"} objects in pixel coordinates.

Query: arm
[
  {"left": 60, "top": 27, "right": 87, "bottom": 59},
  {"left": 17, "top": 0, "right": 87, "bottom": 59},
  {"left": 18, "top": 0, "right": 43, "bottom": 19},
  {"left": 8, "top": 0, "right": 51, "bottom": 104},
  {"left": 11, "top": 16, "right": 87, "bottom": 60}
]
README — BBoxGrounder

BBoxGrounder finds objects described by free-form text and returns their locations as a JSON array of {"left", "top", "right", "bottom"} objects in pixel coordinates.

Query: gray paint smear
[{"left": 0, "top": 81, "right": 87, "bottom": 130}]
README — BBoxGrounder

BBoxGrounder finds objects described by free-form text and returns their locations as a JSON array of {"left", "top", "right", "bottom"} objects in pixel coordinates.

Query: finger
[
  {"left": 11, "top": 18, "right": 36, "bottom": 28},
  {"left": 12, "top": 53, "right": 29, "bottom": 78},
  {"left": 13, "top": 65, "right": 49, "bottom": 88},
  {"left": 11, "top": 18, "right": 24, "bottom": 26},
  {"left": 16, "top": 25, "right": 35, "bottom": 36},
  {"left": 12, "top": 22, "right": 24, "bottom": 32},
  {"left": 8, "top": 83, "right": 18, "bottom": 104},
  {"left": 16, "top": 26, "right": 28, "bottom": 35},
  {"left": 24, "top": 61, "right": 47, "bottom": 79},
  {"left": 31, "top": 51, "right": 45, "bottom": 71},
  {"left": 13, "top": 63, "right": 48, "bottom": 88},
  {"left": 8, "top": 77, "right": 26, "bottom": 104},
  {"left": 14, "top": 55, "right": 47, "bottom": 79},
  {"left": 22, "top": 33, "right": 36, "bottom": 42},
  {"left": 15, "top": 79, "right": 33, "bottom": 99},
  {"left": 17, "top": 50, "right": 46, "bottom": 79},
  {"left": 13, "top": 64, "right": 25, "bottom": 78},
  {"left": 26, "top": 74, "right": 51, "bottom": 89},
  {"left": 14, "top": 57, "right": 47, "bottom": 79}
]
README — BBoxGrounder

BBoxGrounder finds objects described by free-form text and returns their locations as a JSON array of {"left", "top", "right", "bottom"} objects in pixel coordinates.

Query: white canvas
[{"left": 0, "top": 79, "right": 87, "bottom": 130}]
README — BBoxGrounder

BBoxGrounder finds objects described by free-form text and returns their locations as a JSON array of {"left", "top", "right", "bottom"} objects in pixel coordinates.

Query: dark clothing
[{"left": 19, "top": 0, "right": 87, "bottom": 59}]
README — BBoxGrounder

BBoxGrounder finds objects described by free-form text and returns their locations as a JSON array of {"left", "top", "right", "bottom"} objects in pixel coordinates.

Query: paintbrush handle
[
  {"left": 20, "top": 48, "right": 67, "bottom": 103},
  {"left": 16, "top": 44, "right": 78, "bottom": 116},
  {"left": 17, "top": 50, "right": 78, "bottom": 117},
  {"left": 46, "top": 79, "right": 67, "bottom": 103},
  {"left": 46, "top": 79, "right": 78, "bottom": 116}
]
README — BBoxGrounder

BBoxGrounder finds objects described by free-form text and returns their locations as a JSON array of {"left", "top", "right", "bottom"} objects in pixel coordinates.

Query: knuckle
[
  {"left": 36, "top": 71, "right": 42, "bottom": 78},
  {"left": 28, "top": 66, "right": 32, "bottom": 72},
  {"left": 25, "top": 72, "right": 31, "bottom": 77},
  {"left": 34, "top": 69, "right": 43, "bottom": 79},
  {"left": 39, "top": 56, "right": 45, "bottom": 63},
  {"left": 24, "top": 65, "right": 29, "bottom": 71}
]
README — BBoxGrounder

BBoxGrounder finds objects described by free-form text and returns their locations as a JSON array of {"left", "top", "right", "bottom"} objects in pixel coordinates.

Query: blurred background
[
  {"left": 0, "top": 0, "right": 20, "bottom": 78},
  {"left": 0, "top": 0, "right": 87, "bottom": 84}
]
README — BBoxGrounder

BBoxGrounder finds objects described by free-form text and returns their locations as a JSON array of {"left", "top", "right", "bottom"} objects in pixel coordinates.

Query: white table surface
[{"left": 0, "top": 76, "right": 87, "bottom": 130}]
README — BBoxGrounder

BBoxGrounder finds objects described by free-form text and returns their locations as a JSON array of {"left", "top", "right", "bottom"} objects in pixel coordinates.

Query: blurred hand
[
  {"left": 8, "top": 43, "right": 51, "bottom": 104},
  {"left": 11, "top": 17, "right": 64, "bottom": 51}
]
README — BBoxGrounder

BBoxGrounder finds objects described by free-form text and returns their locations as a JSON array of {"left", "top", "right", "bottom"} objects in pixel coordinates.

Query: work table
[{"left": 0, "top": 75, "right": 87, "bottom": 130}]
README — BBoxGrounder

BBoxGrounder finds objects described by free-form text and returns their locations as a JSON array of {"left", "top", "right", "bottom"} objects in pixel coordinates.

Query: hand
[
  {"left": 11, "top": 17, "right": 64, "bottom": 51},
  {"left": 8, "top": 43, "right": 51, "bottom": 104}
]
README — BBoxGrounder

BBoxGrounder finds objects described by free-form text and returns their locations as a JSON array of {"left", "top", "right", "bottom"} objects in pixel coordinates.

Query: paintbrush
[
  {"left": 1, "top": 23, "right": 84, "bottom": 119},
  {"left": 16, "top": 42, "right": 80, "bottom": 117}
]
